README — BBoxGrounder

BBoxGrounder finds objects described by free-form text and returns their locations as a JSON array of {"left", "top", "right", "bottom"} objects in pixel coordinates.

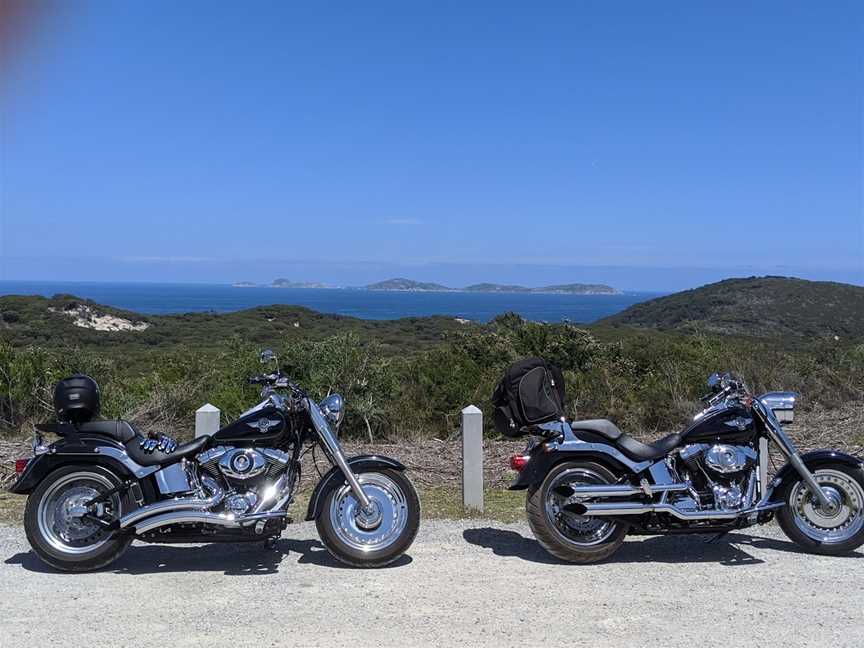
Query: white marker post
[
  {"left": 195, "top": 403, "right": 221, "bottom": 438},
  {"left": 461, "top": 405, "right": 484, "bottom": 513}
]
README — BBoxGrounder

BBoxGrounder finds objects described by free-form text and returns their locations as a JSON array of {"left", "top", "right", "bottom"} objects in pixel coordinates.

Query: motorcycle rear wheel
[
  {"left": 527, "top": 460, "right": 628, "bottom": 564},
  {"left": 24, "top": 464, "right": 133, "bottom": 572}
]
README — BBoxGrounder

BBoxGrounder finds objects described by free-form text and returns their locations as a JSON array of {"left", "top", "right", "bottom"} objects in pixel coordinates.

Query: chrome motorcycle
[
  {"left": 509, "top": 373, "right": 864, "bottom": 563},
  {"left": 10, "top": 349, "right": 420, "bottom": 571}
]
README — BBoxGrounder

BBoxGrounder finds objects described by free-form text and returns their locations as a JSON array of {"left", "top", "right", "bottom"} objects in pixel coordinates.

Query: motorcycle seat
[
  {"left": 125, "top": 435, "right": 210, "bottom": 467},
  {"left": 571, "top": 419, "right": 683, "bottom": 462},
  {"left": 570, "top": 419, "right": 624, "bottom": 440},
  {"left": 615, "top": 432, "right": 683, "bottom": 461},
  {"left": 36, "top": 419, "right": 139, "bottom": 444},
  {"left": 77, "top": 420, "right": 138, "bottom": 444}
]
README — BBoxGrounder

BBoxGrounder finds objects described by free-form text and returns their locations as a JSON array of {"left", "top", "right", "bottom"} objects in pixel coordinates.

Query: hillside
[
  {"left": 601, "top": 276, "right": 864, "bottom": 339},
  {"left": 0, "top": 294, "right": 474, "bottom": 360},
  {"left": 1, "top": 288, "right": 862, "bottom": 443}
]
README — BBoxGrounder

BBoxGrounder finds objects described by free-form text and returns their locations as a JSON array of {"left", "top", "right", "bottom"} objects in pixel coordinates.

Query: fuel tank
[
  {"left": 681, "top": 402, "right": 756, "bottom": 444},
  {"left": 212, "top": 406, "right": 287, "bottom": 445}
]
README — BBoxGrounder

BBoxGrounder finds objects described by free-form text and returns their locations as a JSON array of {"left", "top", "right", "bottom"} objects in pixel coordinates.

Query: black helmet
[{"left": 54, "top": 374, "right": 101, "bottom": 424}]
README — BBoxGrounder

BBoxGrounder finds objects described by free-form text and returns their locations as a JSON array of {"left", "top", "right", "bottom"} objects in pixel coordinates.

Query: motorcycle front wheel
[
  {"left": 526, "top": 460, "right": 628, "bottom": 563},
  {"left": 776, "top": 463, "right": 864, "bottom": 555},
  {"left": 316, "top": 468, "right": 420, "bottom": 568}
]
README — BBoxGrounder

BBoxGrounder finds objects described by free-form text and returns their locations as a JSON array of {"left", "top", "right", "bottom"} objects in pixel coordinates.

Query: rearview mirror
[
  {"left": 259, "top": 349, "right": 276, "bottom": 364},
  {"left": 707, "top": 372, "right": 722, "bottom": 392}
]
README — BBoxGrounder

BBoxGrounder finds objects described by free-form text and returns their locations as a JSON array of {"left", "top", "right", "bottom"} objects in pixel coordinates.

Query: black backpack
[{"left": 491, "top": 357, "right": 566, "bottom": 437}]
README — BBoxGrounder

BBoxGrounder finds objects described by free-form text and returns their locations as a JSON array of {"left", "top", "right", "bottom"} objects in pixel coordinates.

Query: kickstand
[
  {"left": 264, "top": 535, "right": 281, "bottom": 550},
  {"left": 704, "top": 531, "right": 730, "bottom": 544}
]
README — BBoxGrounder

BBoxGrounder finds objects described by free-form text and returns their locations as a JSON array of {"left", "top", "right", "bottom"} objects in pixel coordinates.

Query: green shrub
[{"left": 1, "top": 320, "right": 862, "bottom": 441}]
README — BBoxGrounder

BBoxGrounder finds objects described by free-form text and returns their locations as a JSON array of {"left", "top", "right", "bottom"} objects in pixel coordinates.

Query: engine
[
  {"left": 196, "top": 446, "right": 292, "bottom": 515},
  {"left": 675, "top": 443, "right": 758, "bottom": 511}
]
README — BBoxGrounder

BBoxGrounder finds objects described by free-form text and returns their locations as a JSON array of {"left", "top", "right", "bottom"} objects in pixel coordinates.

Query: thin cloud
[
  {"left": 118, "top": 256, "right": 215, "bottom": 263},
  {"left": 379, "top": 218, "right": 425, "bottom": 226}
]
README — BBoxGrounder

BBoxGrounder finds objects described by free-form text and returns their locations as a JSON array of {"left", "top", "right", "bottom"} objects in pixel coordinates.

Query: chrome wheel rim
[
  {"left": 37, "top": 472, "right": 118, "bottom": 555},
  {"left": 789, "top": 469, "right": 864, "bottom": 545},
  {"left": 328, "top": 473, "right": 408, "bottom": 553},
  {"left": 545, "top": 468, "right": 618, "bottom": 547}
]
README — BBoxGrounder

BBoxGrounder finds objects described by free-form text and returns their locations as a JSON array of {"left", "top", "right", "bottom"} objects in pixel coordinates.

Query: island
[
  {"left": 233, "top": 277, "right": 621, "bottom": 294},
  {"left": 271, "top": 278, "right": 333, "bottom": 289},
  {"left": 365, "top": 278, "right": 453, "bottom": 292},
  {"left": 364, "top": 278, "right": 621, "bottom": 294},
  {"left": 464, "top": 283, "right": 621, "bottom": 295}
]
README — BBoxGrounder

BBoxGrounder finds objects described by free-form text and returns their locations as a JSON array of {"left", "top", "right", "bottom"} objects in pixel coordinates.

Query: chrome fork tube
[
  {"left": 757, "top": 401, "right": 833, "bottom": 510},
  {"left": 305, "top": 397, "right": 373, "bottom": 510}
]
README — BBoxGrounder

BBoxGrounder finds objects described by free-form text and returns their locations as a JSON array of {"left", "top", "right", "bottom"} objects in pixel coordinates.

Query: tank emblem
[
  {"left": 724, "top": 416, "right": 752, "bottom": 431},
  {"left": 247, "top": 418, "right": 279, "bottom": 433}
]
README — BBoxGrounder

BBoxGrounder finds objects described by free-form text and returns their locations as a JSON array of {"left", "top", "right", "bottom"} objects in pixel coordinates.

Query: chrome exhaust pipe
[
  {"left": 133, "top": 511, "right": 240, "bottom": 535},
  {"left": 561, "top": 469, "right": 781, "bottom": 521},
  {"left": 573, "top": 501, "right": 741, "bottom": 520},
  {"left": 133, "top": 510, "right": 289, "bottom": 535},
  {"left": 556, "top": 483, "right": 689, "bottom": 499},
  {"left": 120, "top": 476, "right": 225, "bottom": 529},
  {"left": 567, "top": 500, "right": 784, "bottom": 521}
]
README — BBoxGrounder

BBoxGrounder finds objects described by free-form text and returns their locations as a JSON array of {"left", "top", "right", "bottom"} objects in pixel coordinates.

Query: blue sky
[{"left": 1, "top": 1, "right": 862, "bottom": 291}]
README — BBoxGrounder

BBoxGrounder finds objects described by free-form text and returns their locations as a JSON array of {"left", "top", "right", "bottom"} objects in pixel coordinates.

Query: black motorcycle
[
  {"left": 10, "top": 349, "right": 420, "bottom": 571},
  {"left": 494, "top": 358, "right": 864, "bottom": 563}
]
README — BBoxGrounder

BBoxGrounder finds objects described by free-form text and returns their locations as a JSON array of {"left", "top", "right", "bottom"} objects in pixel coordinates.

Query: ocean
[{"left": 0, "top": 281, "right": 662, "bottom": 323}]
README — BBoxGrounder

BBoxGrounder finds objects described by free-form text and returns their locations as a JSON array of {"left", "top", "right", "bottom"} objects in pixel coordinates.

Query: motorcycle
[
  {"left": 10, "top": 349, "right": 420, "bottom": 571},
  {"left": 504, "top": 369, "right": 864, "bottom": 563}
]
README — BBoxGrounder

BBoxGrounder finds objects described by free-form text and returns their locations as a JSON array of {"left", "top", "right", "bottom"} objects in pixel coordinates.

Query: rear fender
[
  {"left": 508, "top": 447, "right": 636, "bottom": 491},
  {"left": 8, "top": 437, "right": 159, "bottom": 495},
  {"left": 766, "top": 449, "right": 864, "bottom": 503},
  {"left": 305, "top": 455, "right": 406, "bottom": 521}
]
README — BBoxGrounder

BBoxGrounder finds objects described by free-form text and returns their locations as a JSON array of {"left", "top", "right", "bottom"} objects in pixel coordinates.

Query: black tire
[
  {"left": 24, "top": 464, "right": 133, "bottom": 572},
  {"left": 526, "top": 460, "right": 628, "bottom": 564},
  {"left": 316, "top": 468, "right": 420, "bottom": 568},
  {"left": 776, "top": 463, "right": 864, "bottom": 556}
]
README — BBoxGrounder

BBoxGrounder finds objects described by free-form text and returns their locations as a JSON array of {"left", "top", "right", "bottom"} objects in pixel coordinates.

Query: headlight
[{"left": 319, "top": 393, "right": 345, "bottom": 428}]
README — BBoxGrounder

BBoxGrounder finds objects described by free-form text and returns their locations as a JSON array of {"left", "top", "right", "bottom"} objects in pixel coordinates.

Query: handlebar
[
  {"left": 700, "top": 374, "right": 748, "bottom": 407},
  {"left": 247, "top": 374, "right": 276, "bottom": 385},
  {"left": 247, "top": 372, "right": 305, "bottom": 397}
]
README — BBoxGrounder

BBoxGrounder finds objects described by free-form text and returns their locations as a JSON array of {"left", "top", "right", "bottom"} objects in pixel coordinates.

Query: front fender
[
  {"left": 305, "top": 454, "right": 406, "bottom": 521},
  {"left": 766, "top": 449, "right": 864, "bottom": 503}
]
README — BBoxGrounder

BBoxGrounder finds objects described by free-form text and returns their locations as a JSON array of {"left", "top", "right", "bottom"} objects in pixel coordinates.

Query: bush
[{"left": 1, "top": 322, "right": 862, "bottom": 441}]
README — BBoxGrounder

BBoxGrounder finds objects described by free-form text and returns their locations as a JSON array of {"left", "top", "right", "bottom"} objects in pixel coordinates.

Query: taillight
[
  {"left": 509, "top": 454, "right": 530, "bottom": 472},
  {"left": 15, "top": 458, "right": 30, "bottom": 475}
]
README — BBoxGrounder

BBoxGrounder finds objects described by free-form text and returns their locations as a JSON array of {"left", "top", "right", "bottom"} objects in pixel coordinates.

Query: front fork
[
  {"left": 762, "top": 413, "right": 834, "bottom": 511},
  {"left": 306, "top": 398, "right": 374, "bottom": 511}
]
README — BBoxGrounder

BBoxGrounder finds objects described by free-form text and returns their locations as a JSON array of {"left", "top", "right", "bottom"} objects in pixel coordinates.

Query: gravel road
[{"left": 1, "top": 520, "right": 861, "bottom": 647}]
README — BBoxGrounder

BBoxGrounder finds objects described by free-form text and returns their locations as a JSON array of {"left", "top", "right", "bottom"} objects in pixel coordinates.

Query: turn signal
[
  {"left": 15, "top": 458, "right": 30, "bottom": 474},
  {"left": 509, "top": 455, "right": 530, "bottom": 472}
]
